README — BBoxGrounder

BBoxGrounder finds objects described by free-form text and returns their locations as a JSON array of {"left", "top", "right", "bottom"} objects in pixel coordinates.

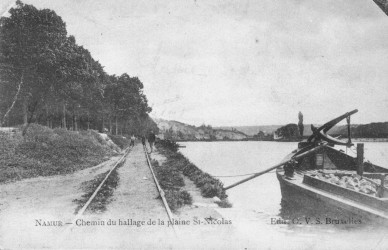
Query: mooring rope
[{"left": 211, "top": 170, "right": 276, "bottom": 178}]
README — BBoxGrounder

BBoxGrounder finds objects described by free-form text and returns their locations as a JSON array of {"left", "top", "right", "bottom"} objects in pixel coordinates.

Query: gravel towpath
[{"left": 0, "top": 144, "right": 176, "bottom": 249}]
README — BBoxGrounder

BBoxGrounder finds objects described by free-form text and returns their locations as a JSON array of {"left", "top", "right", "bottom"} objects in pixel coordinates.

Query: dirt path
[
  {"left": 60, "top": 143, "right": 175, "bottom": 249},
  {"left": 0, "top": 143, "right": 238, "bottom": 249},
  {"left": 0, "top": 143, "right": 176, "bottom": 249},
  {"left": 0, "top": 154, "right": 122, "bottom": 249},
  {"left": 105, "top": 143, "right": 169, "bottom": 220}
]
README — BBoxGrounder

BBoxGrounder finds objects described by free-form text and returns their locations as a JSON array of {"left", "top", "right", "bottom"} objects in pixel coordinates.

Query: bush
[
  {"left": 151, "top": 159, "right": 159, "bottom": 167},
  {"left": 107, "top": 134, "right": 130, "bottom": 149},
  {"left": 180, "top": 190, "right": 192, "bottom": 205},
  {"left": 156, "top": 139, "right": 179, "bottom": 152},
  {"left": 200, "top": 183, "right": 225, "bottom": 198},
  {"left": 156, "top": 139, "right": 228, "bottom": 200},
  {"left": 154, "top": 165, "right": 185, "bottom": 190},
  {"left": 164, "top": 190, "right": 192, "bottom": 211},
  {"left": 151, "top": 156, "right": 193, "bottom": 211}
]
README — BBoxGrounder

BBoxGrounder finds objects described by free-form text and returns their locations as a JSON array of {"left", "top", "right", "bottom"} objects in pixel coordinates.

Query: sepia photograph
[{"left": 1, "top": 0, "right": 388, "bottom": 249}]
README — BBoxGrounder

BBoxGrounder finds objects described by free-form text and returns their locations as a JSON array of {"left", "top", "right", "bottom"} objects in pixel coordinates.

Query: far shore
[{"left": 171, "top": 137, "right": 388, "bottom": 143}]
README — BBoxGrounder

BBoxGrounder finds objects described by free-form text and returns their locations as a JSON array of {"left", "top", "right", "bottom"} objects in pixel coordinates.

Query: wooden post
[
  {"left": 357, "top": 143, "right": 364, "bottom": 176},
  {"left": 378, "top": 175, "right": 385, "bottom": 198}
]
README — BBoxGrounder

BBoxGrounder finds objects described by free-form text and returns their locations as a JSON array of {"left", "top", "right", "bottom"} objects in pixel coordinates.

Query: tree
[
  {"left": 0, "top": 1, "right": 67, "bottom": 133},
  {"left": 0, "top": 1, "right": 155, "bottom": 136}
]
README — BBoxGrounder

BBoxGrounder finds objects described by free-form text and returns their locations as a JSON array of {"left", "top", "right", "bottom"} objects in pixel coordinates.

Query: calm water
[{"left": 179, "top": 141, "right": 388, "bottom": 249}]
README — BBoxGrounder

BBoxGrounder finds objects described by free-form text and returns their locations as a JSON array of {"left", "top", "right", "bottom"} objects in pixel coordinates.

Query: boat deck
[{"left": 277, "top": 168, "right": 388, "bottom": 222}]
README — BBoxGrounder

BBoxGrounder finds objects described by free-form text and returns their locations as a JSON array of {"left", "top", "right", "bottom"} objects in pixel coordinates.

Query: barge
[{"left": 276, "top": 110, "right": 388, "bottom": 223}]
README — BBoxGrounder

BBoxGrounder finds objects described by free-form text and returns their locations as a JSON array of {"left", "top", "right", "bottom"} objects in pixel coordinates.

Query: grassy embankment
[
  {"left": 153, "top": 140, "right": 231, "bottom": 211},
  {"left": 0, "top": 124, "right": 122, "bottom": 183},
  {"left": 107, "top": 134, "right": 131, "bottom": 149}
]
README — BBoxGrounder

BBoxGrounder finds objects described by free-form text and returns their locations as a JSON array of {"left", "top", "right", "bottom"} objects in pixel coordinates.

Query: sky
[{"left": 1, "top": 0, "right": 388, "bottom": 126}]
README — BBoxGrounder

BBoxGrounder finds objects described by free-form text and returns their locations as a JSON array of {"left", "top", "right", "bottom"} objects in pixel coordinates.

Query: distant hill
[
  {"left": 330, "top": 122, "right": 388, "bottom": 138},
  {"left": 216, "top": 123, "right": 388, "bottom": 138},
  {"left": 217, "top": 125, "right": 316, "bottom": 136},
  {"left": 156, "top": 119, "right": 388, "bottom": 140},
  {"left": 216, "top": 126, "right": 281, "bottom": 136},
  {"left": 154, "top": 118, "right": 248, "bottom": 141}
]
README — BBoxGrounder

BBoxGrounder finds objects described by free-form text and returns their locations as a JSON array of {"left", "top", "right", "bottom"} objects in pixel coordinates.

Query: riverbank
[
  {"left": 352, "top": 138, "right": 388, "bottom": 142},
  {"left": 148, "top": 142, "right": 236, "bottom": 247},
  {"left": 154, "top": 140, "right": 230, "bottom": 206}
]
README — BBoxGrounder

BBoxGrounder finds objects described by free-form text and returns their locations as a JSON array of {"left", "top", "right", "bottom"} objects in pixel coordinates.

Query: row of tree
[{"left": 0, "top": 1, "right": 158, "bottom": 136}]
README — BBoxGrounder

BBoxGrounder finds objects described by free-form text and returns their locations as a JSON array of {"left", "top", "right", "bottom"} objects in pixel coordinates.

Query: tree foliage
[{"left": 0, "top": 1, "right": 157, "bottom": 135}]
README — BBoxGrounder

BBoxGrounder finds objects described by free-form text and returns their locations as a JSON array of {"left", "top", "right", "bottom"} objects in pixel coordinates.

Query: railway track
[
  {"left": 58, "top": 143, "right": 176, "bottom": 244},
  {"left": 142, "top": 144, "right": 177, "bottom": 234},
  {"left": 56, "top": 147, "right": 131, "bottom": 245},
  {"left": 74, "top": 147, "right": 131, "bottom": 217}
]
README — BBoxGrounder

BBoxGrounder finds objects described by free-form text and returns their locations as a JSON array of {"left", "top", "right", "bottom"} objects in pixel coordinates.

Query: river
[{"left": 179, "top": 141, "right": 388, "bottom": 249}]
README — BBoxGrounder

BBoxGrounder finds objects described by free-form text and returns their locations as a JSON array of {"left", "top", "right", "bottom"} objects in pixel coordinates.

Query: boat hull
[{"left": 276, "top": 170, "right": 388, "bottom": 225}]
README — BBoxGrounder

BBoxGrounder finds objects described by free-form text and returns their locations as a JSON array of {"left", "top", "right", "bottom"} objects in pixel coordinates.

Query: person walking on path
[
  {"left": 130, "top": 134, "right": 135, "bottom": 147},
  {"left": 148, "top": 130, "right": 156, "bottom": 153},
  {"left": 141, "top": 135, "right": 146, "bottom": 146}
]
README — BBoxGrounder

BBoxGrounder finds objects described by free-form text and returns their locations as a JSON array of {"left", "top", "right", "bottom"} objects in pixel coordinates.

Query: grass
[
  {"left": 164, "top": 190, "right": 192, "bottom": 211},
  {"left": 155, "top": 139, "right": 230, "bottom": 206},
  {"left": 73, "top": 159, "right": 125, "bottom": 214},
  {"left": 151, "top": 158, "right": 192, "bottom": 211},
  {"left": 0, "top": 124, "right": 116, "bottom": 183}
]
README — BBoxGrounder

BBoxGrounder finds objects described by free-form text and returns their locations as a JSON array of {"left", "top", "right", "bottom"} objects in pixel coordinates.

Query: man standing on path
[
  {"left": 130, "top": 134, "right": 135, "bottom": 147},
  {"left": 148, "top": 130, "right": 156, "bottom": 153}
]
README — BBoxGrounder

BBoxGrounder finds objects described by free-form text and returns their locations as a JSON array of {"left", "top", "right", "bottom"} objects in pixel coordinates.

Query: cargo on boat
[{"left": 276, "top": 109, "right": 388, "bottom": 223}]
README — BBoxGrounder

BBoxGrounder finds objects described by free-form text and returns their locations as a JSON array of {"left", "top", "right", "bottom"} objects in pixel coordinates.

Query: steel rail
[
  {"left": 142, "top": 144, "right": 178, "bottom": 234},
  {"left": 57, "top": 147, "right": 131, "bottom": 245},
  {"left": 74, "top": 147, "right": 131, "bottom": 217}
]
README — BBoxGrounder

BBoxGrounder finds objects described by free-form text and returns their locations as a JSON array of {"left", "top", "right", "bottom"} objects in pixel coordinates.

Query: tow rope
[{"left": 211, "top": 170, "right": 276, "bottom": 178}]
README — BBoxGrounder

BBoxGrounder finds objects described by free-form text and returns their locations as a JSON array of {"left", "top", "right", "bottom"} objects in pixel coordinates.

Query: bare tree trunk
[
  {"left": 109, "top": 117, "right": 112, "bottom": 133},
  {"left": 1, "top": 73, "right": 24, "bottom": 127},
  {"left": 22, "top": 100, "right": 39, "bottom": 136},
  {"left": 74, "top": 114, "right": 78, "bottom": 131},
  {"left": 22, "top": 98, "right": 28, "bottom": 125},
  {"left": 101, "top": 114, "right": 105, "bottom": 132},
  {"left": 46, "top": 104, "right": 50, "bottom": 127},
  {"left": 115, "top": 116, "right": 118, "bottom": 135},
  {"left": 62, "top": 103, "right": 67, "bottom": 129},
  {"left": 87, "top": 113, "right": 90, "bottom": 130}
]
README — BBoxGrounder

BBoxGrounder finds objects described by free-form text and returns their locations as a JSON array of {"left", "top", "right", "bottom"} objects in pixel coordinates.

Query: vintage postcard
[{"left": 1, "top": 0, "right": 388, "bottom": 249}]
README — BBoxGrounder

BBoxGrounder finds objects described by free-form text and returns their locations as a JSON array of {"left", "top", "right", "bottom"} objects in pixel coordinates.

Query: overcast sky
[{"left": 1, "top": 0, "right": 388, "bottom": 126}]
